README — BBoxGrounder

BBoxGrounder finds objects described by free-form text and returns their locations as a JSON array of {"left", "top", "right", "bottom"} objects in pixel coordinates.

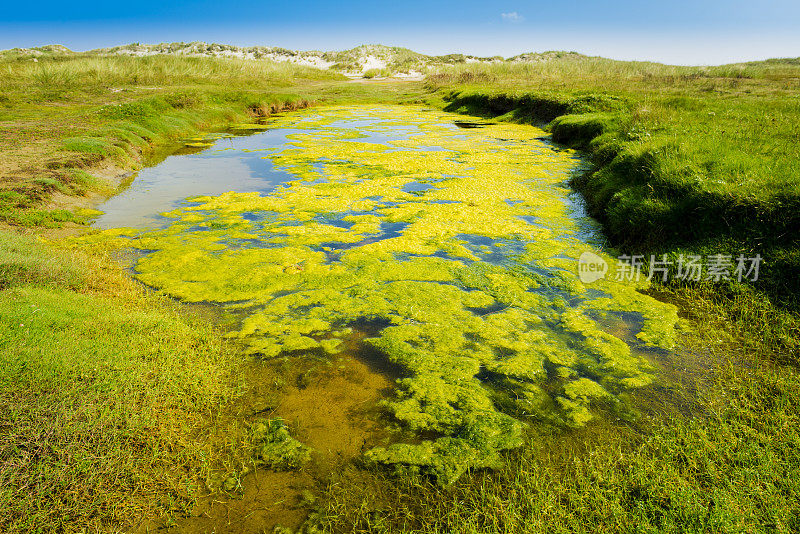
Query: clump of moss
[{"left": 250, "top": 418, "right": 311, "bottom": 470}]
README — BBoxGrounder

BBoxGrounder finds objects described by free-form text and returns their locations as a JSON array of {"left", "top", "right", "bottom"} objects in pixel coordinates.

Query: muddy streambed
[{"left": 88, "top": 105, "right": 685, "bottom": 531}]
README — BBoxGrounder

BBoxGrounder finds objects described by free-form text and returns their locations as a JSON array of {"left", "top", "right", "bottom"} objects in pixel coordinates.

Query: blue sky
[{"left": 2, "top": 0, "right": 799, "bottom": 65}]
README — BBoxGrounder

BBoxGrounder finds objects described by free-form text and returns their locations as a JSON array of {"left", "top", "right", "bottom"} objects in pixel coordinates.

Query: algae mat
[{"left": 89, "top": 105, "right": 679, "bottom": 484}]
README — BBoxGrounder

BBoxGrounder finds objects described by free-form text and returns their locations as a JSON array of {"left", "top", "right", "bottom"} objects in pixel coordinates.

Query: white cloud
[{"left": 501, "top": 12, "right": 524, "bottom": 23}]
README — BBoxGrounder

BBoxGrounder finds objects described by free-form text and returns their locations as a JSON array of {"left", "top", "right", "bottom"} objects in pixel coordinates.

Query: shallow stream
[{"left": 91, "top": 105, "right": 681, "bottom": 518}]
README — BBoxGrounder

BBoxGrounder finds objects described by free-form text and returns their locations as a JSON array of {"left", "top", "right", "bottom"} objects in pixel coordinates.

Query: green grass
[
  {"left": 0, "top": 231, "right": 247, "bottom": 531},
  {"left": 317, "top": 366, "right": 800, "bottom": 532},
  {"left": 0, "top": 190, "right": 83, "bottom": 228},
  {"left": 426, "top": 58, "right": 800, "bottom": 308}
]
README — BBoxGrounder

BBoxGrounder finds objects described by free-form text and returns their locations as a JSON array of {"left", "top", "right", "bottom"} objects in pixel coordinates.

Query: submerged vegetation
[
  {"left": 0, "top": 48, "right": 799, "bottom": 532},
  {"left": 74, "top": 106, "right": 679, "bottom": 485},
  {"left": 319, "top": 360, "right": 800, "bottom": 532}
]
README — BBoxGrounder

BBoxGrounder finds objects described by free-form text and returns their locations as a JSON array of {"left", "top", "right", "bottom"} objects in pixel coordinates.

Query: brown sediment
[
  {"left": 276, "top": 353, "right": 394, "bottom": 462},
  {"left": 170, "top": 470, "right": 314, "bottom": 534},
  {"left": 146, "top": 346, "right": 394, "bottom": 533}
]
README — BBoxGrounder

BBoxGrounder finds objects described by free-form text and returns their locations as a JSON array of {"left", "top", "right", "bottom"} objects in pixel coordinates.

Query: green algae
[
  {"left": 250, "top": 418, "right": 311, "bottom": 470},
  {"left": 79, "top": 105, "right": 680, "bottom": 485},
  {"left": 182, "top": 134, "right": 233, "bottom": 148},
  {"left": 229, "top": 123, "right": 275, "bottom": 130}
]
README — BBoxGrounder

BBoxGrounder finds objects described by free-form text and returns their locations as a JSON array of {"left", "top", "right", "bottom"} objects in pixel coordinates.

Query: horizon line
[{"left": 4, "top": 40, "right": 799, "bottom": 68}]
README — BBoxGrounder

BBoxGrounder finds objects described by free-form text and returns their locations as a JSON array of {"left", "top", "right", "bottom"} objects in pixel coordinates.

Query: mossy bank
[{"left": 429, "top": 61, "right": 800, "bottom": 310}]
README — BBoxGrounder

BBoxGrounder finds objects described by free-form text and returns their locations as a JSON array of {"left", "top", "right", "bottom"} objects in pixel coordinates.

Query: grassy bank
[
  {"left": 427, "top": 58, "right": 800, "bottom": 308},
  {"left": 0, "top": 231, "right": 248, "bottom": 531}
]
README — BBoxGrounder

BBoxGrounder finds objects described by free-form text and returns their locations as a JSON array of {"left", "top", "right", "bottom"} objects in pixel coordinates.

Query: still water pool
[{"left": 91, "top": 105, "right": 679, "bottom": 484}]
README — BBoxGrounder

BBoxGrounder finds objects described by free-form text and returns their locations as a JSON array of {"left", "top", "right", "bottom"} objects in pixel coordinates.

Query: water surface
[{"left": 93, "top": 105, "right": 679, "bottom": 484}]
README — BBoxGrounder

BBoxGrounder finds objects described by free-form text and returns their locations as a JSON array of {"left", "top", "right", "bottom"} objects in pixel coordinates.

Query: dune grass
[
  {"left": 0, "top": 53, "right": 344, "bottom": 98},
  {"left": 426, "top": 56, "right": 800, "bottom": 91}
]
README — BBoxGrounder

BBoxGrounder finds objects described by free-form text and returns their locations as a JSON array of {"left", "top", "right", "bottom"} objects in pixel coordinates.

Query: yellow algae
[
  {"left": 74, "top": 207, "right": 104, "bottom": 218},
  {"left": 229, "top": 123, "right": 274, "bottom": 130},
  {"left": 80, "top": 105, "right": 680, "bottom": 484},
  {"left": 181, "top": 134, "right": 232, "bottom": 148}
]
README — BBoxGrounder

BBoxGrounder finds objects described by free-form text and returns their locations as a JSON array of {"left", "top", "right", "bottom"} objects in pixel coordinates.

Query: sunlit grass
[
  {"left": 1, "top": 53, "right": 344, "bottom": 97},
  {"left": 0, "top": 231, "right": 245, "bottom": 531},
  {"left": 318, "top": 364, "right": 800, "bottom": 532}
]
